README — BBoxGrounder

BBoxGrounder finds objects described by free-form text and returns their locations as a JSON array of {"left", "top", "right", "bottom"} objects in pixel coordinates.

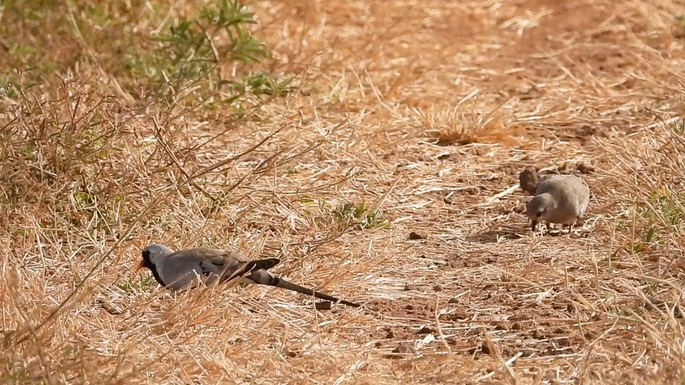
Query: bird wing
[
  {"left": 574, "top": 180, "right": 590, "bottom": 216},
  {"left": 535, "top": 175, "right": 563, "bottom": 195},
  {"left": 536, "top": 175, "right": 590, "bottom": 220},
  {"left": 183, "top": 249, "right": 247, "bottom": 282},
  {"left": 155, "top": 248, "right": 241, "bottom": 287},
  {"left": 155, "top": 250, "right": 209, "bottom": 290},
  {"left": 178, "top": 248, "right": 279, "bottom": 286}
]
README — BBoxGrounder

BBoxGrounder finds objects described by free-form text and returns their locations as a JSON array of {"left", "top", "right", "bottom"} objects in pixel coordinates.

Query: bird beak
[{"left": 135, "top": 259, "right": 145, "bottom": 272}]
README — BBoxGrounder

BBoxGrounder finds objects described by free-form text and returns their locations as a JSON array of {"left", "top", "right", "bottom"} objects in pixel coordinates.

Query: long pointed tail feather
[{"left": 248, "top": 270, "right": 360, "bottom": 307}]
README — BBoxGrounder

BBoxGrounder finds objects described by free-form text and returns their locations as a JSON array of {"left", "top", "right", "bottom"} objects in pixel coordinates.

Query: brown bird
[
  {"left": 525, "top": 175, "right": 590, "bottom": 233},
  {"left": 137, "top": 244, "right": 360, "bottom": 307},
  {"left": 518, "top": 166, "right": 540, "bottom": 195}
]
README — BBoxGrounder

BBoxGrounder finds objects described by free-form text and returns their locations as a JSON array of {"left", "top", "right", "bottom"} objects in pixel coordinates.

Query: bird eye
[{"left": 536, "top": 211, "right": 543, "bottom": 218}]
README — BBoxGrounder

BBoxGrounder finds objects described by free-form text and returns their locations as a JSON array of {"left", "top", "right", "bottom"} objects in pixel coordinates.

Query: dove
[
  {"left": 136, "top": 244, "right": 360, "bottom": 307},
  {"left": 525, "top": 174, "right": 589, "bottom": 233}
]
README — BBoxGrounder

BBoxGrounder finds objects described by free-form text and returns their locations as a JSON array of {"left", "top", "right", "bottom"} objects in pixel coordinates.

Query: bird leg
[{"left": 568, "top": 216, "right": 585, "bottom": 235}]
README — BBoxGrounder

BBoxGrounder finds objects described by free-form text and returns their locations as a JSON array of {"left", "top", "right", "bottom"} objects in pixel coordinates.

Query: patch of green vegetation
[
  {"left": 220, "top": 73, "right": 295, "bottom": 101},
  {"left": 670, "top": 118, "right": 685, "bottom": 134},
  {"left": 333, "top": 201, "right": 388, "bottom": 230},
  {"left": 117, "top": 274, "right": 158, "bottom": 293},
  {"left": 299, "top": 198, "right": 388, "bottom": 230},
  {"left": 647, "top": 186, "right": 685, "bottom": 226},
  {"left": 159, "top": 0, "right": 266, "bottom": 64},
  {"left": 674, "top": 14, "right": 685, "bottom": 36},
  {"left": 0, "top": 1, "right": 62, "bottom": 68},
  {"left": 0, "top": 80, "right": 17, "bottom": 99},
  {"left": 148, "top": 0, "right": 268, "bottom": 94},
  {"left": 128, "top": 0, "right": 298, "bottom": 107},
  {"left": 629, "top": 186, "right": 685, "bottom": 254},
  {"left": 0, "top": 0, "right": 292, "bottom": 106},
  {"left": 630, "top": 226, "right": 658, "bottom": 254},
  {"left": 73, "top": 191, "right": 96, "bottom": 209}
]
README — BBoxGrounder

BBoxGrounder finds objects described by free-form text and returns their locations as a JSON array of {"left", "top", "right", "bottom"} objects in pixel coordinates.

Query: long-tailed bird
[
  {"left": 137, "top": 244, "right": 360, "bottom": 307},
  {"left": 525, "top": 174, "right": 590, "bottom": 233}
]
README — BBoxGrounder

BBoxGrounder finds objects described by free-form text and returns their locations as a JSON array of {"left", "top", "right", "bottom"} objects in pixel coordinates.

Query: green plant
[
  {"left": 671, "top": 118, "right": 685, "bottom": 134},
  {"left": 0, "top": 0, "right": 287, "bottom": 107},
  {"left": 116, "top": 274, "right": 158, "bottom": 293},
  {"left": 220, "top": 72, "right": 295, "bottom": 102},
  {"left": 675, "top": 14, "right": 685, "bottom": 35},
  {"left": 153, "top": 0, "right": 268, "bottom": 92},
  {"left": 648, "top": 187, "right": 685, "bottom": 227},
  {"left": 333, "top": 201, "right": 387, "bottom": 230},
  {"left": 630, "top": 226, "right": 658, "bottom": 254},
  {"left": 629, "top": 187, "right": 685, "bottom": 254}
]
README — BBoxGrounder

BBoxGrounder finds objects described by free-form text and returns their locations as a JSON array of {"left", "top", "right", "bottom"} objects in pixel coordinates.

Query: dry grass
[{"left": 3, "top": 0, "right": 685, "bottom": 383}]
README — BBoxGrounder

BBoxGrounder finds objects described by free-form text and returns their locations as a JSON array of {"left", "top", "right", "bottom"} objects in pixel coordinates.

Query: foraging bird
[
  {"left": 525, "top": 175, "right": 589, "bottom": 233},
  {"left": 137, "top": 244, "right": 360, "bottom": 307}
]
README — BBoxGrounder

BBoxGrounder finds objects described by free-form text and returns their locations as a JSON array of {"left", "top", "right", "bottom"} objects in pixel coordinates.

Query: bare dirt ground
[{"left": 3, "top": 0, "right": 685, "bottom": 384}]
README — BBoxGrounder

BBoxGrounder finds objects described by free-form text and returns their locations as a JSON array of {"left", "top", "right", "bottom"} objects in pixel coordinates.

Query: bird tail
[{"left": 248, "top": 269, "right": 360, "bottom": 308}]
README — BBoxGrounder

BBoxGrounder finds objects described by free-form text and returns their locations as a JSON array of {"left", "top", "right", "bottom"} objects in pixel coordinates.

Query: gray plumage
[
  {"left": 137, "top": 244, "right": 360, "bottom": 307},
  {"left": 525, "top": 175, "right": 590, "bottom": 232}
]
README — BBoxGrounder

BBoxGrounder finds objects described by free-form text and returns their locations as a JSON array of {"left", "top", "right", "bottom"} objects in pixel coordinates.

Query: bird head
[
  {"left": 136, "top": 243, "right": 175, "bottom": 271},
  {"left": 525, "top": 193, "right": 557, "bottom": 228}
]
